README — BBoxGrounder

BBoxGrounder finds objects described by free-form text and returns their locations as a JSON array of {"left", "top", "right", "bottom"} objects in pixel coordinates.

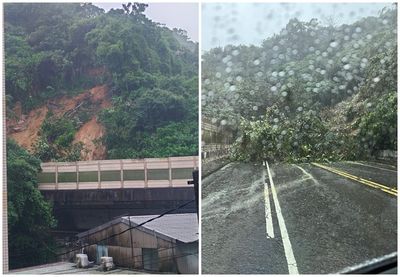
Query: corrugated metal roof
[{"left": 121, "top": 213, "right": 198, "bottom": 243}]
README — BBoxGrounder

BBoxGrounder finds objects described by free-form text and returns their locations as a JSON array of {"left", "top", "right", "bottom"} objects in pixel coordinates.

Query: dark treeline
[{"left": 202, "top": 5, "right": 397, "bottom": 162}]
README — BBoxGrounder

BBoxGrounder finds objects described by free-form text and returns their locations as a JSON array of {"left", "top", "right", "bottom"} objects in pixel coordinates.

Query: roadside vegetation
[{"left": 202, "top": 6, "right": 397, "bottom": 163}]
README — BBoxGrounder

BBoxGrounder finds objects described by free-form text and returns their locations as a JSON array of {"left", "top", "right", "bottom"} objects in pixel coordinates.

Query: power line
[
  {"left": 15, "top": 223, "right": 198, "bottom": 273},
  {"left": 10, "top": 199, "right": 195, "bottom": 257}
]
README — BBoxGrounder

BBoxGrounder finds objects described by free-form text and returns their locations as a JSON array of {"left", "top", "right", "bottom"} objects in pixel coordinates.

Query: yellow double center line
[{"left": 311, "top": 163, "right": 397, "bottom": 197}]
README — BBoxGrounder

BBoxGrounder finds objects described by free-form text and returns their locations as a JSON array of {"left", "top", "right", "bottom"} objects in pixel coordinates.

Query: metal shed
[{"left": 76, "top": 213, "right": 198, "bottom": 274}]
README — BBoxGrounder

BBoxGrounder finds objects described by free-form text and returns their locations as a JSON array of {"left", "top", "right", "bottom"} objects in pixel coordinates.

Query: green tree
[
  {"left": 33, "top": 113, "right": 83, "bottom": 162},
  {"left": 6, "top": 2, "right": 198, "bottom": 162},
  {"left": 357, "top": 91, "right": 397, "bottom": 155},
  {"left": 7, "top": 139, "right": 57, "bottom": 269}
]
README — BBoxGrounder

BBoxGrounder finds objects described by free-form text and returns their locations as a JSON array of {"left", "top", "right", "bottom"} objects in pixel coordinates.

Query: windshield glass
[{"left": 201, "top": 2, "right": 397, "bottom": 274}]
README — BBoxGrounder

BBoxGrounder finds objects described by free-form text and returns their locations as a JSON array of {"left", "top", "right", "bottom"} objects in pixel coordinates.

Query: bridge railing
[{"left": 38, "top": 156, "right": 198, "bottom": 190}]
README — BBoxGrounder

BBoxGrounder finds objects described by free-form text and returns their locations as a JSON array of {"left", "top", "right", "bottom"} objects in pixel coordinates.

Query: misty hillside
[
  {"left": 202, "top": 6, "right": 397, "bottom": 162},
  {"left": 5, "top": 3, "right": 198, "bottom": 162}
]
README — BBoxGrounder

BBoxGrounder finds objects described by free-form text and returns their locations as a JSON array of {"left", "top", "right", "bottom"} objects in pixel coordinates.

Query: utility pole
[
  {"left": 187, "top": 170, "right": 199, "bottom": 220},
  {"left": 128, "top": 216, "right": 134, "bottom": 269}
]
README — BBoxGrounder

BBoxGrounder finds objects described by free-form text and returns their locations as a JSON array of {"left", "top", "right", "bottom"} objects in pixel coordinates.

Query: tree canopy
[
  {"left": 6, "top": 2, "right": 198, "bottom": 161},
  {"left": 202, "top": 6, "right": 397, "bottom": 162},
  {"left": 5, "top": 2, "right": 198, "bottom": 269},
  {"left": 7, "top": 139, "right": 57, "bottom": 269}
]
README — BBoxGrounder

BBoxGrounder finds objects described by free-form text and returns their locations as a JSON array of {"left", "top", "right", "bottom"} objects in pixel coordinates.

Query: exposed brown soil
[
  {"left": 53, "top": 93, "right": 90, "bottom": 116},
  {"left": 73, "top": 116, "right": 107, "bottom": 160},
  {"left": 8, "top": 106, "right": 48, "bottom": 151},
  {"left": 7, "top": 85, "right": 111, "bottom": 160},
  {"left": 89, "top": 85, "right": 112, "bottom": 108}
]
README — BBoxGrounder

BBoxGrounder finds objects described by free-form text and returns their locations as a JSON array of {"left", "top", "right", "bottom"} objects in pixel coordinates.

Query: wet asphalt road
[{"left": 201, "top": 161, "right": 397, "bottom": 274}]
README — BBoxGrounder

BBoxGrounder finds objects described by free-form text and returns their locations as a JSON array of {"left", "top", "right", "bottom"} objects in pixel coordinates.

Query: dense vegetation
[
  {"left": 7, "top": 140, "right": 57, "bottom": 269},
  {"left": 5, "top": 2, "right": 198, "bottom": 269},
  {"left": 6, "top": 3, "right": 198, "bottom": 161},
  {"left": 33, "top": 113, "right": 83, "bottom": 162},
  {"left": 99, "top": 76, "right": 198, "bottom": 158},
  {"left": 202, "top": 6, "right": 397, "bottom": 162}
]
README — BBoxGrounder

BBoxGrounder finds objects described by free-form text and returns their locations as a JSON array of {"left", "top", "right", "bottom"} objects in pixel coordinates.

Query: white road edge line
[
  {"left": 266, "top": 161, "right": 299, "bottom": 275},
  {"left": 262, "top": 168, "right": 274, "bottom": 238}
]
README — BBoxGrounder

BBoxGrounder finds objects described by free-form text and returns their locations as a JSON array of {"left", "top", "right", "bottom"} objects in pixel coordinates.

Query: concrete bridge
[{"left": 38, "top": 156, "right": 198, "bottom": 231}]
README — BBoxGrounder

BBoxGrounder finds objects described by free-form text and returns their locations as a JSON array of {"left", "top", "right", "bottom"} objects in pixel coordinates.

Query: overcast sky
[
  {"left": 95, "top": 2, "right": 199, "bottom": 41},
  {"left": 202, "top": 2, "right": 394, "bottom": 50}
]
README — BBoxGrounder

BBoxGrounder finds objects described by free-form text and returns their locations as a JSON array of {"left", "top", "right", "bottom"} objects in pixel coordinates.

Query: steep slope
[
  {"left": 5, "top": 3, "right": 198, "bottom": 162},
  {"left": 73, "top": 116, "right": 106, "bottom": 160},
  {"left": 7, "top": 85, "right": 111, "bottom": 160},
  {"left": 7, "top": 106, "right": 48, "bottom": 151}
]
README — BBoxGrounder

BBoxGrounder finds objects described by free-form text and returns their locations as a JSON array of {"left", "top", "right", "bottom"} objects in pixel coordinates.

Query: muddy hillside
[{"left": 7, "top": 85, "right": 111, "bottom": 160}]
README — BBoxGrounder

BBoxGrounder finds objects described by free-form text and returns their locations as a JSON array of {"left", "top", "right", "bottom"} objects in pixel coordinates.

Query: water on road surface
[{"left": 202, "top": 161, "right": 397, "bottom": 274}]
